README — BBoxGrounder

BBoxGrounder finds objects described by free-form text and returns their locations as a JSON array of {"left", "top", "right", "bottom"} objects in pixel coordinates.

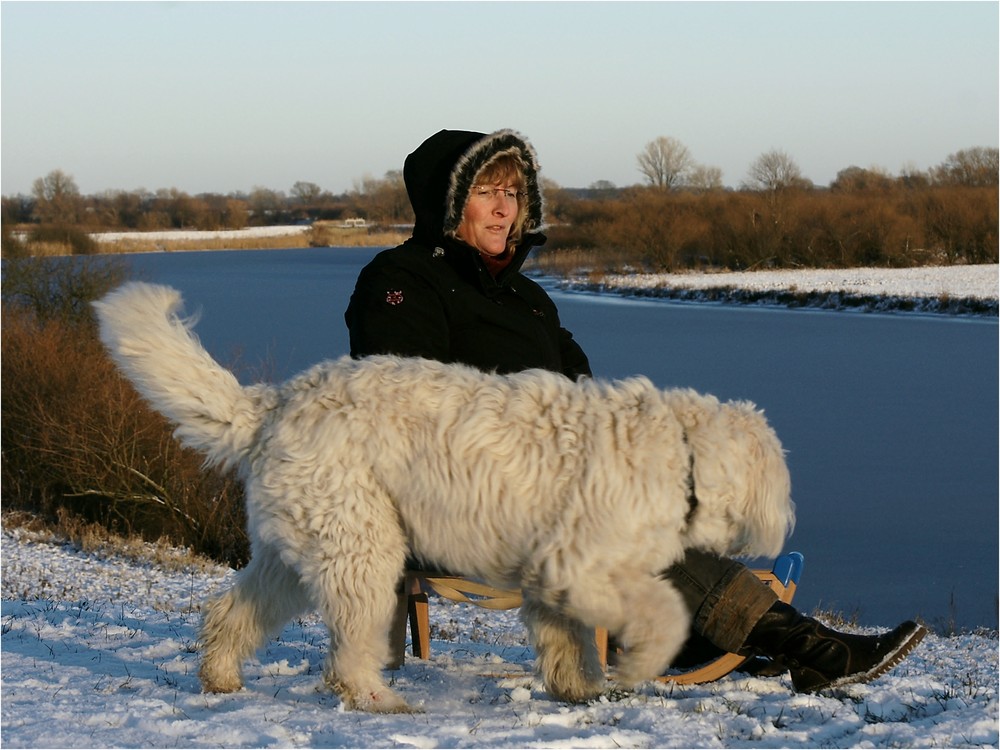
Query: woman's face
[{"left": 456, "top": 182, "right": 520, "bottom": 256}]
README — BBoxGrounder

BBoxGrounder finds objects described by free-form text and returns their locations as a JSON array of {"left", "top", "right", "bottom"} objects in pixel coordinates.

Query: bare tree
[
  {"left": 636, "top": 136, "right": 693, "bottom": 190},
  {"left": 32, "top": 169, "right": 81, "bottom": 224},
  {"left": 831, "top": 166, "right": 894, "bottom": 192},
  {"left": 291, "top": 181, "right": 323, "bottom": 205},
  {"left": 248, "top": 186, "right": 286, "bottom": 223},
  {"left": 586, "top": 180, "right": 619, "bottom": 199},
  {"left": 2, "top": 193, "right": 35, "bottom": 225},
  {"left": 932, "top": 147, "right": 999, "bottom": 186},
  {"left": 350, "top": 171, "right": 409, "bottom": 224},
  {"left": 744, "top": 149, "right": 806, "bottom": 191},
  {"left": 898, "top": 162, "right": 930, "bottom": 189},
  {"left": 687, "top": 163, "right": 724, "bottom": 192}
]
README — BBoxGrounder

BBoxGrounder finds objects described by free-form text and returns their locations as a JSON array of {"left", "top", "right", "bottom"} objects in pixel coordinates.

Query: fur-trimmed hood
[{"left": 403, "top": 129, "right": 545, "bottom": 245}]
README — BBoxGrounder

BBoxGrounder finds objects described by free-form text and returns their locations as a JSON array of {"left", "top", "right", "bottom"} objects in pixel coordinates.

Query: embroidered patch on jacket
[{"left": 385, "top": 290, "right": 404, "bottom": 306}]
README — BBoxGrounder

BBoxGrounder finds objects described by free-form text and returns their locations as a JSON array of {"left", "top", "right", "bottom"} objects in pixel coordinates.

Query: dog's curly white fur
[{"left": 93, "top": 281, "right": 794, "bottom": 712}]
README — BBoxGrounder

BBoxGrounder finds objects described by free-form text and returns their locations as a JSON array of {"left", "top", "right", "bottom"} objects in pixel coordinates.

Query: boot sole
[{"left": 822, "top": 622, "right": 928, "bottom": 692}]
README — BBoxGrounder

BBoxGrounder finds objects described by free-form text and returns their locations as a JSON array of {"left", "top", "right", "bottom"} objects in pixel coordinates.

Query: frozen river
[{"left": 124, "top": 246, "right": 998, "bottom": 631}]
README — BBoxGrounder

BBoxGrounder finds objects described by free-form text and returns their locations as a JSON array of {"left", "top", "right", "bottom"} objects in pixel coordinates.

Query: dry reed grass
[
  {"left": 96, "top": 233, "right": 312, "bottom": 254},
  {"left": 2, "top": 257, "right": 249, "bottom": 566}
]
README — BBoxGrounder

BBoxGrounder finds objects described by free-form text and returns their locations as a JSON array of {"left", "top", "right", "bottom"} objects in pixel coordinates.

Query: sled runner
[{"left": 390, "top": 552, "right": 804, "bottom": 685}]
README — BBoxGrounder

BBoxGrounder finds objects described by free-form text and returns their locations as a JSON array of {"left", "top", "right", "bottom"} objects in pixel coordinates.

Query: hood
[{"left": 403, "top": 129, "right": 545, "bottom": 245}]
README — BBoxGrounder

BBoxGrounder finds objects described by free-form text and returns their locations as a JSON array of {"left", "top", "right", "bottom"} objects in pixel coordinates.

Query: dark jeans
[{"left": 662, "top": 548, "right": 778, "bottom": 663}]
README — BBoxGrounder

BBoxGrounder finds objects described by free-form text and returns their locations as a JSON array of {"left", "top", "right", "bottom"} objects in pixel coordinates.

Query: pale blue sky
[{"left": 2, "top": 1, "right": 997, "bottom": 196}]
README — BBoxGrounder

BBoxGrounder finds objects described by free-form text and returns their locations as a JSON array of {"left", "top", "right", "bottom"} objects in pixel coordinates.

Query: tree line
[
  {"left": 2, "top": 141, "right": 996, "bottom": 270},
  {"left": 546, "top": 142, "right": 997, "bottom": 270},
  {"left": 1, "top": 170, "right": 412, "bottom": 232}
]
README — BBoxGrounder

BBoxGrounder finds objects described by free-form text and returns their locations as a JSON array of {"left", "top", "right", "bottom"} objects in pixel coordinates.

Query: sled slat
[{"left": 393, "top": 552, "right": 805, "bottom": 686}]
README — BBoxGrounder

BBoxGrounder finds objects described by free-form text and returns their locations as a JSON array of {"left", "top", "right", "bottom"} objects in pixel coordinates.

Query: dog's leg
[
  {"left": 546, "top": 571, "right": 690, "bottom": 691},
  {"left": 521, "top": 596, "right": 606, "bottom": 703},
  {"left": 318, "top": 581, "right": 416, "bottom": 713},
  {"left": 306, "top": 505, "right": 415, "bottom": 713},
  {"left": 597, "top": 576, "right": 690, "bottom": 688},
  {"left": 199, "top": 543, "right": 309, "bottom": 693}
]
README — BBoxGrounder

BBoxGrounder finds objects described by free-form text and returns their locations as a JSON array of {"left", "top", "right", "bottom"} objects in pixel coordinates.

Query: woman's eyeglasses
[{"left": 471, "top": 186, "right": 523, "bottom": 201}]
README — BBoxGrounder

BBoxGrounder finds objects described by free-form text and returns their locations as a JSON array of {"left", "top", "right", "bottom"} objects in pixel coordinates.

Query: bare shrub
[
  {"left": 1, "top": 257, "right": 249, "bottom": 567},
  {"left": 1, "top": 225, "right": 29, "bottom": 259},
  {"left": 525, "top": 246, "right": 638, "bottom": 278},
  {"left": 309, "top": 222, "right": 408, "bottom": 248},
  {"left": 587, "top": 189, "right": 715, "bottom": 271},
  {"left": 3, "top": 255, "right": 130, "bottom": 324},
  {"left": 919, "top": 187, "right": 999, "bottom": 264},
  {"left": 545, "top": 183, "right": 997, "bottom": 273},
  {"left": 28, "top": 224, "right": 98, "bottom": 255}
]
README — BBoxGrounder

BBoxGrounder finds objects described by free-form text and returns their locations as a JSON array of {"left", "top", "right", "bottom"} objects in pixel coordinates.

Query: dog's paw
[
  {"left": 613, "top": 649, "right": 670, "bottom": 689},
  {"left": 329, "top": 677, "right": 419, "bottom": 713},
  {"left": 542, "top": 662, "right": 606, "bottom": 704},
  {"left": 199, "top": 676, "right": 244, "bottom": 694},
  {"left": 198, "top": 665, "right": 243, "bottom": 694},
  {"left": 345, "top": 687, "right": 419, "bottom": 714},
  {"left": 546, "top": 678, "right": 605, "bottom": 704}
]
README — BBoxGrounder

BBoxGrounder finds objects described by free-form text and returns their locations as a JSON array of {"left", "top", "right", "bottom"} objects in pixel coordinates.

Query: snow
[
  {"left": 553, "top": 264, "right": 999, "bottom": 316},
  {"left": 2, "top": 525, "right": 997, "bottom": 749},
  {"left": 91, "top": 226, "right": 312, "bottom": 243}
]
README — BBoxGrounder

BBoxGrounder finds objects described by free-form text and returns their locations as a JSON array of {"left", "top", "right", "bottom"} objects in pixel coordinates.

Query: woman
[
  {"left": 345, "top": 128, "right": 925, "bottom": 693},
  {"left": 346, "top": 129, "right": 590, "bottom": 380}
]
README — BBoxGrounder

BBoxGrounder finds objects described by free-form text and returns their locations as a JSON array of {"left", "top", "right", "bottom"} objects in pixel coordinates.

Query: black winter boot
[{"left": 742, "top": 601, "right": 927, "bottom": 693}]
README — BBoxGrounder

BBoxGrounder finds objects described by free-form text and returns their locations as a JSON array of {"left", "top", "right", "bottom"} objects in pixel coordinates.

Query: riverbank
[
  {"left": 11, "top": 226, "right": 997, "bottom": 315},
  {"left": 5, "top": 225, "right": 409, "bottom": 256},
  {"left": 545, "top": 263, "right": 999, "bottom": 316}
]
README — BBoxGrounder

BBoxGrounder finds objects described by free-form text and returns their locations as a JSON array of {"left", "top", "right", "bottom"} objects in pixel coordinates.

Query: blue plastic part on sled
[{"left": 772, "top": 551, "right": 805, "bottom": 588}]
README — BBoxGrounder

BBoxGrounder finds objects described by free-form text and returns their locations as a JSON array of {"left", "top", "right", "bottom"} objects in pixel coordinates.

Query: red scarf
[{"left": 479, "top": 250, "right": 514, "bottom": 278}]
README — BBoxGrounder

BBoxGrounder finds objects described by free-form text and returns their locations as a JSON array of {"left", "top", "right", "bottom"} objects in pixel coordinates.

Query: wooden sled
[{"left": 390, "top": 551, "right": 804, "bottom": 685}]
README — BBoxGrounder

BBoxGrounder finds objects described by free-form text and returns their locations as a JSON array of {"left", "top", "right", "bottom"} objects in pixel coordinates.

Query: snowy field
[
  {"left": 554, "top": 264, "right": 999, "bottom": 315},
  {"left": 90, "top": 226, "right": 313, "bottom": 243},
  {"left": 1, "top": 524, "right": 997, "bottom": 749}
]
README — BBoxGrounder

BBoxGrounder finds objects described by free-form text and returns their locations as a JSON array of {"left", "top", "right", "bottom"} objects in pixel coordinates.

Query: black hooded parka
[{"left": 345, "top": 129, "right": 592, "bottom": 380}]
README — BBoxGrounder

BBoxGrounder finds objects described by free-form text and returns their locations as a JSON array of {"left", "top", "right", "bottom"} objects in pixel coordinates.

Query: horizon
[{"left": 2, "top": 1, "right": 997, "bottom": 198}]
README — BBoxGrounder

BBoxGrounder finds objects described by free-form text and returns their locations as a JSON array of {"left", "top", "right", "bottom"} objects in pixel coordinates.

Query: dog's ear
[{"left": 732, "top": 407, "right": 794, "bottom": 558}]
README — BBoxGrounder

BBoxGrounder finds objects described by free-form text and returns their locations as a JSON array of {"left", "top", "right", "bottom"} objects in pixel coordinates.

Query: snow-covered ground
[
  {"left": 1, "top": 525, "right": 997, "bottom": 749},
  {"left": 553, "top": 264, "right": 999, "bottom": 316},
  {"left": 90, "top": 226, "right": 312, "bottom": 243}
]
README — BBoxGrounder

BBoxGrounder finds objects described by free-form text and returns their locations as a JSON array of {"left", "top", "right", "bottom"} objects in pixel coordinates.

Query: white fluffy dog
[{"left": 93, "top": 281, "right": 794, "bottom": 713}]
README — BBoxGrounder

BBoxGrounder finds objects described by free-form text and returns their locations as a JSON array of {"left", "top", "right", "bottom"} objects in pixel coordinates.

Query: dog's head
[{"left": 667, "top": 390, "right": 795, "bottom": 558}]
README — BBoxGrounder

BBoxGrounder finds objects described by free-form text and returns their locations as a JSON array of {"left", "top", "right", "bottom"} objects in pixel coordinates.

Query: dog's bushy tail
[{"left": 93, "top": 281, "right": 265, "bottom": 472}]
